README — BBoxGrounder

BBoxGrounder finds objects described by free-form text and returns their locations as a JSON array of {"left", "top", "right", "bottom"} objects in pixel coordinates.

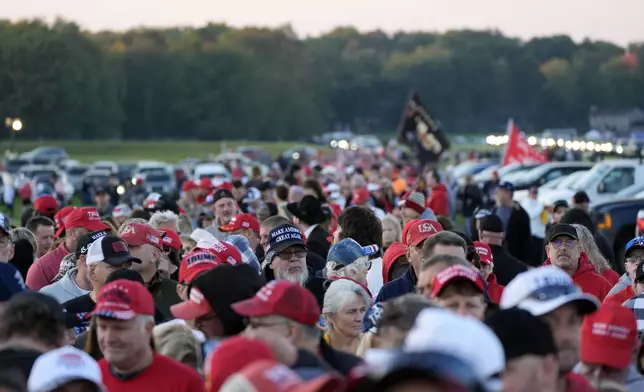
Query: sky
[{"left": 3, "top": 0, "right": 643, "bottom": 46}]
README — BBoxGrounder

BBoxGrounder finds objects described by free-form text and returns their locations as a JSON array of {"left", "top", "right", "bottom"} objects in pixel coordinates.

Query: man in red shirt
[
  {"left": 425, "top": 168, "right": 449, "bottom": 217},
  {"left": 27, "top": 207, "right": 108, "bottom": 290},
  {"left": 605, "top": 236, "right": 644, "bottom": 304},
  {"left": 473, "top": 241, "right": 504, "bottom": 304},
  {"left": 543, "top": 224, "right": 612, "bottom": 301},
  {"left": 92, "top": 279, "right": 204, "bottom": 391}
]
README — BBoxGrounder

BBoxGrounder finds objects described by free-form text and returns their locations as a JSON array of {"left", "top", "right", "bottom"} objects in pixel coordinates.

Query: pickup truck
[{"left": 591, "top": 197, "right": 644, "bottom": 271}]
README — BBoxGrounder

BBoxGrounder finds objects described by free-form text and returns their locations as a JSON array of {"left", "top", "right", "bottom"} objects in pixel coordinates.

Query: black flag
[{"left": 396, "top": 91, "right": 450, "bottom": 165}]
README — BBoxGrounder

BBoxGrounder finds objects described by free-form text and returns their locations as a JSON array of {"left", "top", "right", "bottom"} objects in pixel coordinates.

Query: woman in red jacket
[{"left": 473, "top": 241, "right": 504, "bottom": 304}]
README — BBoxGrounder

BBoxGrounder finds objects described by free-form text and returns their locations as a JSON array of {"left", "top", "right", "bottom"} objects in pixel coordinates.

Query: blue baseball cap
[
  {"left": 0, "top": 263, "right": 27, "bottom": 302},
  {"left": 625, "top": 236, "right": 644, "bottom": 256},
  {"left": 496, "top": 182, "right": 514, "bottom": 193},
  {"left": 0, "top": 213, "right": 11, "bottom": 236},
  {"left": 327, "top": 238, "right": 379, "bottom": 267}
]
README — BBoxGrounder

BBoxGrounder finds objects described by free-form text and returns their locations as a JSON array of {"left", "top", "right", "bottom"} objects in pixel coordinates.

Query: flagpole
[{"left": 501, "top": 118, "right": 513, "bottom": 166}]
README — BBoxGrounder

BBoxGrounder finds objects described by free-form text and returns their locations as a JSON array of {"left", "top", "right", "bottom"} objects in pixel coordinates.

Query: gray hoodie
[
  {"left": 40, "top": 268, "right": 90, "bottom": 304},
  {"left": 205, "top": 217, "right": 228, "bottom": 241},
  {"left": 608, "top": 273, "right": 632, "bottom": 296}
]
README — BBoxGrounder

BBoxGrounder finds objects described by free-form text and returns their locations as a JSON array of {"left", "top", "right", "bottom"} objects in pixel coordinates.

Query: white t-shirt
[{"left": 366, "top": 257, "right": 384, "bottom": 297}]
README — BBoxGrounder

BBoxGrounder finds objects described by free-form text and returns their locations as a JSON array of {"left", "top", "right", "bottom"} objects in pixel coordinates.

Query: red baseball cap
[
  {"left": 580, "top": 303, "right": 637, "bottom": 370},
  {"left": 205, "top": 337, "right": 276, "bottom": 392},
  {"left": 64, "top": 207, "right": 108, "bottom": 232},
  {"left": 473, "top": 241, "right": 494, "bottom": 265},
  {"left": 224, "top": 360, "right": 343, "bottom": 392},
  {"left": 34, "top": 195, "right": 58, "bottom": 215},
  {"left": 219, "top": 213, "right": 260, "bottom": 233},
  {"left": 231, "top": 281, "right": 320, "bottom": 326},
  {"left": 196, "top": 238, "right": 242, "bottom": 265},
  {"left": 119, "top": 223, "right": 164, "bottom": 250},
  {"left": 170, "top": 284, "right": 215, "bottom": 320},
  {"left": 182, "top": 180, "right": 199, "bottom": 192},
  {"left": 199, "top": 177, "right": 213, "bottom": 190},
  {"left": 54, "top": 206, "right": 76, "bottom": 238},
  {"left": 431, "top": 265, "right": 486, "bottom": 298},
  {"left": 403, "top": 219, "right": 443, "bottom": 247},
  {"left": 89, "top": 280, "right": 155, "bottom": 320},
  {"left": 159, "top": 229, "right": 182, "bottom": 251},
  {"left": 178, "top": 250, "right": 220, "bottom": 283},
  {"left": 352, "top": 188, "right": 370, "bottom": 205}
]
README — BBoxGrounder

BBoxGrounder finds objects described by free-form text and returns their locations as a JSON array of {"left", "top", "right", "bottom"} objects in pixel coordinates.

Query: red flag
[{"left": 502, "top": 119, "right": 548, "bottom": 166}]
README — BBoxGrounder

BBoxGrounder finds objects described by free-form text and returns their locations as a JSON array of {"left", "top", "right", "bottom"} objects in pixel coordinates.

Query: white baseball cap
[
  {"left": 404, "top": 308, "right": 505, "bottom": 392},
  {"left": 500, "top": 266, "right": 599, "bottom": 316},
  {"left": 28, "top": 346, "right": 105, "bottom": 392},
  {"left": 190, "top": 228, "right": 216, "bottom": 243}
]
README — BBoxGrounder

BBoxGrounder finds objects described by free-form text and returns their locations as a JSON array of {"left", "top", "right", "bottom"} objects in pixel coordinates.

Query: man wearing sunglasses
[
  {"left": 501, "top": 266, "right": 600, "bottom": 392},
  {"left": 543, "top": 224, "right": 612, "bottom": 301}
]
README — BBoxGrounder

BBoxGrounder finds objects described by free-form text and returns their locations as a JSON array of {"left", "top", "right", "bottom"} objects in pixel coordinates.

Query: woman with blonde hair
[
  {"left": 380, "top": 215, "right": 402, "bottom": 252},
  {"left": 572, "top": 223, "right": 619, "bottom": 285},
  {"left": 322, "top": 279, "right": 372, "bottom": 355}
]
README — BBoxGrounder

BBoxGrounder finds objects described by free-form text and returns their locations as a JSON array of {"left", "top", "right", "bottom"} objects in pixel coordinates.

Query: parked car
[
  {"left": 90, "top": 161, "right": 118, "bottom": 174},
  {"left": 350, "top": 135, "right": 384, "bottom": 155},
  {"left": 15, "top": 164, "right": 74, "bottom": 202},
  {"left": 131, "top": 162, "right": 173, "bottom": 184},
  {"left": 513, "top": 170, "right": 589, "bottom": 204},
  {"left": 193, "top": 162, "right": 231, "bottom": 185},
  {"left": 235, "top": 146, "right": 274, "bottom": 167},
  {"left": 66, "top": 164, "right": 89, "bottom": 192},
  {"left": 510, "top": 162, "right": 594, "bottom": 191},
  {"left": 141, "top": 171, "right": 176, "bottom": 195},
  {"left": 592, "top": 197, "right": 644, "bottom": 271},
  {"left": 4, "top": 158, "right": 30, "bottom": 175},
  {"left": 20, "top": 146, "right": 69, "bottom": 164},
  {"left": 558, "top": 160, "right": 644, "bottom": 204}
]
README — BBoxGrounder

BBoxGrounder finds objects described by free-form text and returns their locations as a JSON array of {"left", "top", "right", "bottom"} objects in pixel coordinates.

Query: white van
[{"left": 555, "top": 159, "right": 644, "bottom": 204}]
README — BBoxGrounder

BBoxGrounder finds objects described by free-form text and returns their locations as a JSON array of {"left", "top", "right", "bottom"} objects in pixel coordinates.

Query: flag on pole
[
  {"left": 396, "top": 91, "right": 450, "bottom": 165},
  {"left": 502, "top": 119, "right": 548, "bottom": 166}
]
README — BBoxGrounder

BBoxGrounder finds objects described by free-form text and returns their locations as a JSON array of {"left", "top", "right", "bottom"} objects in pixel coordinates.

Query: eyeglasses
[
  {"left": 276, "top": 250, "right": 307, "bottom": 260},
  {"left": 528, "top": 284, "right": 580, "bottom": 301},
  {"left": 549, "top": 239, "right": 577, "bottom": 249}
]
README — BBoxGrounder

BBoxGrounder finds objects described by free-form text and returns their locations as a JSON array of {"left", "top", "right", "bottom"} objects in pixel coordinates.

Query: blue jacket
[{"left": 375, "top": 267, "right": 416, "bottom": 303}]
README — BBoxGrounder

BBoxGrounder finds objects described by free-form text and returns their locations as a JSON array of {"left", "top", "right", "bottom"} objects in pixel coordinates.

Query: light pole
[{"left": 5, "top": 117, "right": 23, "bottom": 153}]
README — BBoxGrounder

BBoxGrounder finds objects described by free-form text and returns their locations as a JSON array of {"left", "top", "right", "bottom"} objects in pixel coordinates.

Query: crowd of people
[{"left": 0, "top": 160, "right": 643, "bottom": 392}]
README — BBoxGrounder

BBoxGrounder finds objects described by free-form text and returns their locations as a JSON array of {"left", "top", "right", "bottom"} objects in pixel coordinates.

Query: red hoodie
[
  {"left": 382, "top": 242, "right": 407, "bottom": 284},
  {"left": 487, "top": 274, "right": 504, "bottom": 304},
  {"left": 601, "top": 268, "right": 620, "bottom": 286},
  {"left": 543, "top": 252, "right": 612, "bottom": 301},
  {"left": 604, "top": 285, "right": 635, "bottom": 304},
  {"left": 427, "top": 184, "right": 449, "bottom": 217}
]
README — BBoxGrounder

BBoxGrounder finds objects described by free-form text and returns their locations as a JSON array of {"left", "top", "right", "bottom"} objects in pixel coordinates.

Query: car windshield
[
  {"left": 5, "top": 160, "right": 29, "bottom": 173},
  {"left": 539, "top": 176, "right": 566, "bottom": 190},
  {"left": 146, "top": 173, "right": 171, "bottom": 182},
  {"left": 555, "top": 171, "right": 588, "bottom": 189},
  {"left": 452, "top": 162, "right": 487, "bottom": 178},
  {"left": 68, "top": 167, "right": 88, "bottom": 175},
  {"left": 573, "top": 164, "right": 611, "bottom": 191},
  {"left": 617, "top": 184, "right": 644, "bottom": 197},
  {"left": 23, "top": 170, "right": 56, "bottom": 179},
  {"left": 515, "top": 165, "right": 554, "bottom": 185}
]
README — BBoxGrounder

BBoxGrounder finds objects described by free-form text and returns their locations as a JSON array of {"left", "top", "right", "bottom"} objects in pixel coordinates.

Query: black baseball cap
[
  {"left": 170, "top": 264, "right": 266, "bottom": 335},
  {"left": 75, "top": 230, "right": 108, "bottom": 258},
  {"left": 212, "top": 189, "right": 234, "bottom": 203},
  {"left": 546, "top": 223, "right": 578, "bottom": 243},
  {"left": 85, "top": 235, "right": 141, "bottom": 266},
  {"left": 267, "top": 224, "right": 308, "bottom": 254},
  {"left": 487, "top": 308, "right": 557, "bottom": 360},
  {"left": 573, "top": 191, "right": 590, "bottom": 204},
  {"left": 552, "top": 200, "right": 569, "bottom": 212},
  {"left": 479, "top": 214, "right": 504, "bottom": 234}
]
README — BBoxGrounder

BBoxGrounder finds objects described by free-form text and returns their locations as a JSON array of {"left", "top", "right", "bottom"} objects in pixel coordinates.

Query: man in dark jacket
[
  {"left": 477, "top": 214, "right": 528, "bottom": 286},
  {"left": 457, "top": 174, "right": 484, "bottom": 238},
  {"left": 287, "top": 196, "right": 331, "bottom": 259},
  {"left": 261, "top": 223, "right": 327, "bottom": 306},
  {"left": 492, "top": 182, "right": 532, "bottom": 264},
  {"left": 232, "top": 280, "right": 361, "bottom": 375}
]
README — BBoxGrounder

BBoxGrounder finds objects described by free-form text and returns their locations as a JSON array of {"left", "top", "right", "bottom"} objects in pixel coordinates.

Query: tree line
[{"left": 0, "top": 19, "right": 642, "bottom": 141}]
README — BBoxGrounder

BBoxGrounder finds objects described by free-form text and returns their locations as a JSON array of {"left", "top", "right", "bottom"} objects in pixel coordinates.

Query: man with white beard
[{"left": 263, "top": 223, "right": 326, "bottom": 307}]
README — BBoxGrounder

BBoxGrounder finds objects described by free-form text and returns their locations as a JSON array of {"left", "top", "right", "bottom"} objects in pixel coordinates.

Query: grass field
[{"left": 5, "top": 140, "right": 498, "bottom": 163}]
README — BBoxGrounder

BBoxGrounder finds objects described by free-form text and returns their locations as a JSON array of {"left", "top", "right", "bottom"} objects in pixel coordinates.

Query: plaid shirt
[
  {"left": 225, "top": 235, "right": 260, "bottom": 273},
  {"left": 623, "top": 294, "right": 644, "bottom": 333}
]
